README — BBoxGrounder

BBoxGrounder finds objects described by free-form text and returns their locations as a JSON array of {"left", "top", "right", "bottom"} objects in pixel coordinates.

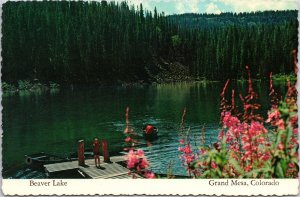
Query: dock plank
[
  {"left": 81, "top": 162, "right": 130, "bottom": 179},
  {"left": 44, "top": 156, "right": 143, "bottom": 179},
  {"left": 44, "top": 161, "right": 77, "bottom": 173}
]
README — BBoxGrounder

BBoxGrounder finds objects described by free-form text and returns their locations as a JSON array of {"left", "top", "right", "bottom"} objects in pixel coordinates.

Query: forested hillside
[
  {"left": 2, "top": 1, "right": 298, "bottom": 85},
  {"left": 168, "top": 11, "right": 297, "bottom": 29}
]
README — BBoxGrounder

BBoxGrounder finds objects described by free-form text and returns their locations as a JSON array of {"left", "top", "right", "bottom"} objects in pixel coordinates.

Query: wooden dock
[{"left": 44, "top": 156, "right": 143, "bottom": 179}]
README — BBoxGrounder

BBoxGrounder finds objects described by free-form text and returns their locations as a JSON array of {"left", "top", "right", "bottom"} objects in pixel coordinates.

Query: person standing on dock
[{"left": 93, "top": 138, "right": 101, "bottom": 168}]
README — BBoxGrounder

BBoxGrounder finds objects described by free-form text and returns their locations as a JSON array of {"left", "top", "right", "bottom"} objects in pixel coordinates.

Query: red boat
[{"left": 143, "top": 125, "right": 158, "bottom": 141}]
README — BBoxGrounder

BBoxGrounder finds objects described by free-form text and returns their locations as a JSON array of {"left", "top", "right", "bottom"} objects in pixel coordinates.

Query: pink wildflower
[
  {"left": 125, "top": 137, "right": 132, "bottom": 142},
  {"left": 223, "top": 112, "right": 240, "bottom": 129},
  {"left": 180, "top": 144, "right": 192, "bottom": 154},
  {"left": 211, "top": 161, "right": 218, "bottom": 169},
  {"left": 249, "top": 121, "right": 267, "bottom": 136},
  {"left": 278, "top": 143, "right": 284, "bottom": 150},
  {"left": 145, "top": 171, "right": 156, "bottom": 179},
  {"left": 218, "top": 130, "right": 225, "bottom": 140},
  {"left": 266, "top": 109, "right": 280, "bottom": 123},
  {"left": 288, "top": 163, "right": 295, "bottom": 168},
  {"left": 245, "top": 165, "right": 252, "bottom": 172},
  {"left": 137, "top": 149, "right": 144, "bottom": 157},
  {"left": 251, "top": 146, "right": 257, "bottom": 152},
  {"left": 260, "top": 153, "right": 271, "bottom": 161},
  {"left": 293, "top": 128, "right": 298, "bottom": 134},
  {"left": 292, "top": 137, "right": 298, "bottom": 145},
  {"left": 290, "top": 115, "right": 298, "bottom": 126},
  {"left": 242, "top": 136, "right": 250, "bottom": 143},
  {"left": 243, "top": 143, "right": 251, "bottom": 150},
  {"left": 140, "top": 158, "right": 149, "bottom": 169},
  {"left": 200, "top": 148, "right": 207, "bottom": 154},
  {"left": 184, "top": 154, "right": 195, "bottom": 164},
  {"left": 276, "top": 119, "right": 285, "bottom": 130},
  {"left": 257, "top": 137, "right": 265, "bottom": 143},
  {"left": 126, "top": 150, "right": 138, "bottom": 169},
  {"left": 127, "top": 161, "right": 135, "bottom": 169},
  {"left": 244, "top": 151, "right": 252, "bottom": 158},
  {"left": 226, "top": 130, "right": 235, "bottom": 143},
  {"left": 229, "top": 143, "right": 240, "bottom": 152}
]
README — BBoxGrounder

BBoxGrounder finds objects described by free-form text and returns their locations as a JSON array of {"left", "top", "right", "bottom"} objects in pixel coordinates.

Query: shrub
[
  {"left": 178, "top": 53, "right": 298, "bottom": 178},
  {"left": 18, "top": 80, "right": 32, "bottom": 90},
  {"left": 2, "top": 82, "right": 17, "bottom": 92}
]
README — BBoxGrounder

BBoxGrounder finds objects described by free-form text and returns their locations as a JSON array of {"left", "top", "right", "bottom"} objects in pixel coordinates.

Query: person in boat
[
  {"left": 93, "top": 138, "right": 101, "bottom": 168},
  {"left": 145, "top": 124, "right": 154, "bottom": 134}
]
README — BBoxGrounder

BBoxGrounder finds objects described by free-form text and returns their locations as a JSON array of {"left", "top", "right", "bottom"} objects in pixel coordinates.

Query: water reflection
[{"left": 2, "top": 81, "right": 288, "bottom": 177}]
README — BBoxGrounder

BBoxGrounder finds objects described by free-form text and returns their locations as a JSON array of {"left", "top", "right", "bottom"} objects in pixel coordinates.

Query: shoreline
[{"left": 2, "top": 74, "right": 295, "bottom": 94}]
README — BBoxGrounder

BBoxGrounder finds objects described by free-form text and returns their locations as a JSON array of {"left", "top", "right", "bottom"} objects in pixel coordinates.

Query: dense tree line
[
  {"left": 181, "top": 21, "right": 298, "bottom": 79},
  {"left": 168, "top": 11, "right": 298, "bottom": 29},
  {"left": 2, "top": 1, "right": 298, "bottom": 85},
  {"left": 169, "top": 11, "right": 298, "bottom": 79}
]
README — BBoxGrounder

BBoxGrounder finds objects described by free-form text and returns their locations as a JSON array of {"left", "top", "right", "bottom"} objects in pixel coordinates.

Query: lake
[{"left": 2, "top": 81, "right": 287, "bottom": 178}]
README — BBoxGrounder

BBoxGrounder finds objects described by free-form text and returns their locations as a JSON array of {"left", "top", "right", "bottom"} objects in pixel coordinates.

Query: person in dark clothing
[{"left": 93, "top": 138, "right": 100, "bottom": 167}]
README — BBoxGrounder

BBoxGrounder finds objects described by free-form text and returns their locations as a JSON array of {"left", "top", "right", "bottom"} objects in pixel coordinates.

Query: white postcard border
[{"left": 2, "top": 179, "right": 299, "bottom": 196}]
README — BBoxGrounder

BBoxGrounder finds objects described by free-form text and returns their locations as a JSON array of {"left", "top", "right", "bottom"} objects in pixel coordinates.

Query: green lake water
[{"left": 2, "top": 81, "right": 287, "bottom": 178}]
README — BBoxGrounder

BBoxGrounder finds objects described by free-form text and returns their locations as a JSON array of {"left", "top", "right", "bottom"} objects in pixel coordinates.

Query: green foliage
[
  {"left": 168, "top": 11, "right": 298, "bottom": 29},
  {"left": 272, "top": 73, "right": 296, "bottom": 81},
  {"left": 181, "top": 69, "right": 298, "bottom": 178},
  {"left": 2, "top": 80, "right": 60, "bottom": 94},
  {"left": 18, "top": 80, "right": 32, "bottom": 90},
  {"left": 2, "top": 2, "right": 298, "bottom": 84},
  {"left": 2, "top": 82, "right": 16, "bottom": 92},
  {"left": 271, "top": 90, "right": 298, "bottom": 178},
  {"left": 171, "top": 35, "right": 181, "bottom": 48},
  {"left": 166, "top": 160, "right": 175, "bottom": 178}
]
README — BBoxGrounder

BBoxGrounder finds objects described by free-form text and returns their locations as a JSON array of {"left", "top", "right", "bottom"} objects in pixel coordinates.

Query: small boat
[
  {"left": 25, "top": 152, "right": 70, "bottom": 169},
  {"left": 143, "top": 125, "right": 158, "bottom": 141}
]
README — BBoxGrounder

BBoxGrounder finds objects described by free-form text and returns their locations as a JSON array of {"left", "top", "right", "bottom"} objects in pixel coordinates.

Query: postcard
[{"left": 1, "top": 0, "right": 299, "bottom": 195}]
